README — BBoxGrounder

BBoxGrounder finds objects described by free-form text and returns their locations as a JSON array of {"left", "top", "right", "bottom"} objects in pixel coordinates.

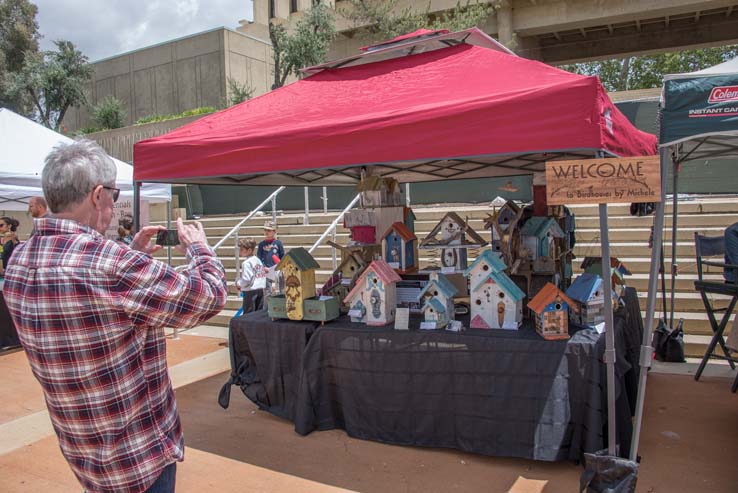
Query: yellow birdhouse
[{"left": 276, "top": 247, "right": 320, "bottom": 320}]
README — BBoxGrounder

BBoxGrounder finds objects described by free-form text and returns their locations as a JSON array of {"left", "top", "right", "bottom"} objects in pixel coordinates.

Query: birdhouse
[
  {"left": 468, "top": 267, "right": 525, "bottom": 330},
  {"left": 565, "top": 273, "right": 620, "bottom": 327},
  {"left": 463, "top": 249, "right": 507, "bottom": 291},
  {"left": 381, "top": 222, "right": 418, "bottom": 274},
  {"left": 527, "top": 282, "right": 579, "bottom": 340},
  {"left": 275, "top": 247, "right": 320, "bottom": 320},
  {"left": 320, "top": 253, "right": 367, "bottom": 313},
  {"left": 344, "top": 259, "right": 402, "bottom": 326},
  {"left": 418, "top": 272, "right": 458, "bottom": 329},
  {"left": 403, "top": 207, "right": 416, "bottom": 234},
  {"left": 580, "top": 257, "right": 630, "bottom": 291},
  {"left": 519, "top": 217, "right": 565, "bottom": 273},
  {"left": 344, "top": 209, "right": 376, "bottom": 245},
  {"left": 483, "top": 201, "right": 522, "bottom": 266},
  {"left": 420, "top": 212, "right": 487, "bottom": 272},
  {"left": 356, "top": 176, "right": 402, "bottom": 208}
]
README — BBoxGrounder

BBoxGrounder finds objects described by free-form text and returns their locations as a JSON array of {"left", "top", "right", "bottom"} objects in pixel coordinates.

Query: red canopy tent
[
  {"left": 133, "top": 28, "right": 658, "bottom": 463},
  {"left": 133, "top": 28, "right": 655, "bottom": 185}
]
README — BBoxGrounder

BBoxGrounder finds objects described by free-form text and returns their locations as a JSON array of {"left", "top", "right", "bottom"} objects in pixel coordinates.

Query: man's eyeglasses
[{"left": 101, "top": 186, "right": 120, "bottom": 202}]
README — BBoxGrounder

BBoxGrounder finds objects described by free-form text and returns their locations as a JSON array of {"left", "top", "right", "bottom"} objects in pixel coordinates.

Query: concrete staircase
[{"left": 154, "top": 196, "right": 738, "bottom": 358}]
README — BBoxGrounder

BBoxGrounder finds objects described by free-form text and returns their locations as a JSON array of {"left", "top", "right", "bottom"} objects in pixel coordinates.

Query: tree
[
  {"left": 7, "top": 39, "right": 93, "bottom": 130},
  {"left": 0, "top": 0, "right": 40, "bottom": 113},
  {"left": 92, "top": 95, "right": 126, "bottom": 129},
  {"left": 560, "top": 45, "right": 738, "bottom": 92},
  {"left": 269, "top": 1, "right": 335, "bottom": 89},
  {"left": 227, "top": 77, "right": 254, "bottom": 106},
  {"left": 340, "top": 0, "right": 494, "bottom": 45}
]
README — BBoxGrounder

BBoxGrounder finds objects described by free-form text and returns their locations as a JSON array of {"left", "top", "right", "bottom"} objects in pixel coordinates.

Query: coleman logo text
[{"left": 708, "top": 86, "right": 738, "bottom": 104}]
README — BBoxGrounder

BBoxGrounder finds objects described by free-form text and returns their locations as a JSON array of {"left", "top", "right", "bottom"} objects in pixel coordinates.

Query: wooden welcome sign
[{"left": 545, "top": 156, "right": 661, "bottom": 205}]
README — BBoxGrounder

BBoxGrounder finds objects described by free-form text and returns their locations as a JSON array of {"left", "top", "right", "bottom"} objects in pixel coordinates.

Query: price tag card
[
  {"left": 394, "top": 308, "right": 409, "bottom": 331},
  {"left": 419, "top": 321, "right": 437, "bottom": 330},
  {"left": 389, "top": 262, "right": 400, "bottom": 269},
  {"left": 348, "top": 309, "right": 363, "bottom": 318},
  {"left": 441, "top": 266, "right": 456, "bottom": 274},
  {"left": 446, "top": 320, "right": 464, "bottom": 332},
  {"left": 340, "top": 278, "right": 352, "bottom": 285}
]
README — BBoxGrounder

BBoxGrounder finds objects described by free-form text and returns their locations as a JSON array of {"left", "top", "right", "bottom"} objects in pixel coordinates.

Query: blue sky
[{"left": 34, "top": 0, "right": 254, "bottom": 61}]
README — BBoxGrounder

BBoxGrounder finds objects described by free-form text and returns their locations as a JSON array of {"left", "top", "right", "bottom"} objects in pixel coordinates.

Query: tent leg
[
  {"left": 669, "top": 160, "right": 679, "bottom": 329},
  {"left": 133, "top": 182, "right": 141, "bottom": 232},
  {"left": 630, "top": 147, "right": 669, "bottom": 461},
  {"left": 166, "top": 201, "right": 172, "bottom": 266},
  {"left": 304, "top": 187, "right": 310, "bottom": 225},
  {"left": 599, "top": 203, "right": 617, "bottom": 456}
]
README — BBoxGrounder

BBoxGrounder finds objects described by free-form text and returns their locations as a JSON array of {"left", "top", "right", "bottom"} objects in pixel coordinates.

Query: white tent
[{"left": 0, "top": 108, "right": 171, "bottom": 211}]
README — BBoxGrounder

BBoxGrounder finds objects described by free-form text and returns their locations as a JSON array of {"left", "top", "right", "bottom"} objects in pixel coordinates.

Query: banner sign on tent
[{"left": 545, "top": 156, "right": 661, "bottom": 205}]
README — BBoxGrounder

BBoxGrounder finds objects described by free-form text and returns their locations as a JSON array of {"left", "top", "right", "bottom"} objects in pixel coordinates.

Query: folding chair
[{"left": 693, "top": 233, "right": 738, "bottom": 391}]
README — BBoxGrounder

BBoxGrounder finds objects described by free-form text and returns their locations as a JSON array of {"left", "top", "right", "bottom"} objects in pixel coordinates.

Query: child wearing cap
[
  {"left": 236, "top": 238, "right": 267, "bottom": 313},
  {"left": 257, "top": 221, "right": 285, "bottom": 268}
]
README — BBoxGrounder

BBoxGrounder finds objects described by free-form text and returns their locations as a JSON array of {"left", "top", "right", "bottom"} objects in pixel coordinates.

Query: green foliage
[
  {"left": 134, "top": 106, "right": 216, "bottom": 125},
  {"left": 0, "top": 0, "right": 40, "bottom": 114},
  {"left": 92, "top": 95, "right": 126, "bottom": 129},
  {"left": 340, "top": 0, "right": 492, "bottom": 44},
  {"left": 6, "top": 39, "right": 93, "bottom": 131},
  {"left": 227, "top": 77, "right": 254, "bottom": 106},
  {"left": 270, "top": 1, "right": 336, "bottom": 89},
  {"left": 75, "top": 126, "right": 101, "bottom": 135},
  {"left": 560, "top": 45, "right": 738, "bottom": 92}
]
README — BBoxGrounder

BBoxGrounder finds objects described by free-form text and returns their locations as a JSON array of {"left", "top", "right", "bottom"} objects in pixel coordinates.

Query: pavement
[{"left": 1, "top": 324, "right": 736, "bottom": 493}]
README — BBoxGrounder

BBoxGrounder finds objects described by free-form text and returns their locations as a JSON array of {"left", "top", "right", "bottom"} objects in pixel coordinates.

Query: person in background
[
  {"left": 236, "top": 238, "right": 266, "bottom": 313},
  {"left": 117, "top": 214, "right": 134, "bottom": 245},
  {"left": 2, "top": 139, "right": 228, "bottom": 493},
  {"left": 0, "top": 216, "right": 20, "bottom": 275},
  {"left": 257, "top": 221, "right": 285, "bottom": 295},
  {"left": 28, "top": 196, "right": 49, "bottom": 218}
]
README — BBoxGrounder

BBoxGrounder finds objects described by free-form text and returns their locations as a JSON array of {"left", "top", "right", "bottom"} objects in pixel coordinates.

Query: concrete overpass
[{"left": 242, "top": 0, "right": 738, "bottom": 63}]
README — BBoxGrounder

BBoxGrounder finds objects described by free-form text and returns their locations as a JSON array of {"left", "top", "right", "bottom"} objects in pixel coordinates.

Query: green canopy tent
[{"left": 631, "top": 55, "right": 738, "bottom": 461}]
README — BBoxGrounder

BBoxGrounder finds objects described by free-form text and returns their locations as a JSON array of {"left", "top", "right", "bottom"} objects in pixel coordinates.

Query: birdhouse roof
[
  {"left": 344, "top": 259, "right": 402, "bottom": 301},
  {"left": 320, "top": 271, "right": 342, "bottom": 294},
  {"left": 422, "top": 298, "right": 447, "bottom": 314},
  {"left": 418, "top": 274, "right": 458, "bottom": 300},
  {"left": 483, "top": 200, "right": 521, "bottom": 229},
  {"left": 420, "top": 211, "right": 487, "bottom": 248},
  {"left": 565, "top": 273, "right": 603, "bottom": 303},
  {"left": 277, "top": 247, "right": 320, "bottom": 271},
  {"left": 382, "top": 221, "right": 417, "bottom": 241},
  {"left": 463, "top": 249, "right": 507, "bottom": 277},
  {"left": 471, "top": 271, "right": 525, "bottom": 302},
  {"left": 338, "top": 252, "right": 367, "bottom": 271},
  {"left": 519, "top": 217, "right": 565, "bottom": 238},
  {"left": 580, "top": 256, "right": 631, "bottom": 275},
  {"left": 527, "top": 282, "right": 577, "bottom": 314}
]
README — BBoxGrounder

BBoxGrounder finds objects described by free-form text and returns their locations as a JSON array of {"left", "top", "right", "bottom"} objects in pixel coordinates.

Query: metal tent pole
[
  {"left": 630, "top": 147, "right": 668, "bottom": 461},
  {"left": 304, "top": 186, "right": 310, "bottom": 225},
  {"left": 669, "top": 159, "right": 679, "bottom": 329},
  {"left": 599, "top": 202, "right": 618, "bottom": 456},
  {"left": 133, "top": 182, "right": 141, "bottom": 232}
]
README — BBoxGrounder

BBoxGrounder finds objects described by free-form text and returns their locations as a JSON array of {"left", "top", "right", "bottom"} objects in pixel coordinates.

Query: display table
[
  {"left": 0, "top": 280, "right": 20, "bottom": 349},
  {"left": 227, "top": 289, "right": 643, "bottom": 461}
]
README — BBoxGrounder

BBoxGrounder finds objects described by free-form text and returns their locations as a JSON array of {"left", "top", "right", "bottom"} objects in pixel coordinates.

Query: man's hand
[
  {"left": 130, "top": 225, "right": 165, "bottom": 255},
  {"left": 175, "top": 218, "right": 208, "bottom": 254}
]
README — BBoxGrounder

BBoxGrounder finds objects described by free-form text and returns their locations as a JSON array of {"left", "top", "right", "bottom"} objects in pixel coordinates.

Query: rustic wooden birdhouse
[
  {"left": 381, "top": 222, "right": 418, "bottom": 274},
  {"left": 356, "top": 176, "right": 402, "bottom": 208},
  {"left": 580, "top": 257, "right": 630, "bottom": 291},
  {"left": 565, "top": 273, "right": 619, "bottom": 327},
  {"left": 420, "top": 212, "right": 487, "bottom": 273},
  {"left": 468, "top": 267, "right": 525, "bottom": 330},
  {"left": 344, "top": 209, "right": 376, "bottom": 245},
  {"left": 418, "top": 272, "right": 458, "bottom": 329},
  {"left": 527, "top": 282, "right": 579, "bottom": 340},
  {"left": 320, "top": 253, "right": 367, "bottom": 313},
  {"left": 483, "top": 201, "right": 522, "bottom": 266},
  {"left": 343, "top": 259, "right": 402, "bottom": 326},
  {"left": 463, "top": 249, "right": 507, "bottom": 291},
  {"left": 275, "top": 247, "right": 320, "bottom": 320},
  {"left": 519, "top": 217, "right": 565, "bottom": 273}
]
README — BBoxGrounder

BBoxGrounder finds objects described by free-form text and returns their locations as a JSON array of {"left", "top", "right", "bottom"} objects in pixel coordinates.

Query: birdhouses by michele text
[
  {"left": 382, "top": 222, "right": 418, "bottom": 274},
  {"left": 418, "top": 272, "right": 458, "bottom": 329},
  {"left": 527, "top": 282, "right": 578, "bottom": 340},
  {"left": 344, "top": 259, "right": 402, "bottom": 326}
]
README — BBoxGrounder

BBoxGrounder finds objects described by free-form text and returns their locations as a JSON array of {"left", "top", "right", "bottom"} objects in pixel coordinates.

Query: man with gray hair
[{"left": 3, "top": 139, "right": 228, "bottom": 493}]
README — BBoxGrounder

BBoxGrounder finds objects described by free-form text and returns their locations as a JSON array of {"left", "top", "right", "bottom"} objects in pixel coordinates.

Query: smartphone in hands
[{"left": 155, "top": 229, "right": 180, "bottom": 246}]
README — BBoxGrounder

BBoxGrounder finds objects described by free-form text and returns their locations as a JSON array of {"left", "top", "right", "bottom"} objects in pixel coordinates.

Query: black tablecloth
[
  {"left": 224, "top": 309, "right": 319, "bottom": 421},
  {"left": 0, "top": 288, "right": 20, "bottom": 348},
  {"left": 227, "top": 289, "right": 643, "bottom": 462}
]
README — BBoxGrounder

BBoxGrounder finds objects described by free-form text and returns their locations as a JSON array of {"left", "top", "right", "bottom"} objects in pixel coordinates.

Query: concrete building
[{"left": 64, "top": 28, "right": 272, "bottom": 132}]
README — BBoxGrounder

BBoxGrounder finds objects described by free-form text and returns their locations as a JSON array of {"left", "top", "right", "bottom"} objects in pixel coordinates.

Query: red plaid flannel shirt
[{"left": 3, "top": 218, "right": 228, "bottom": 493}]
